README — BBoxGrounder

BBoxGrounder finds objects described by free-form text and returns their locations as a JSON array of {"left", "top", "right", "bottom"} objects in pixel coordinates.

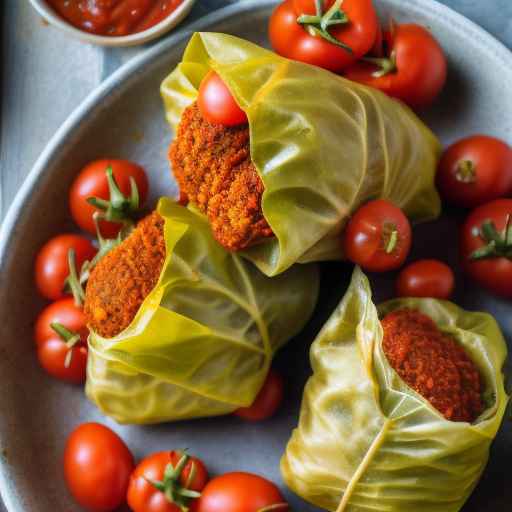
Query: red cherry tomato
[
  {"left": 197, "top": 71, "right": 248, "bottom": 127},
  {"left": 436, "top": 135, "right": 512, "bottom": 208},
  {"left": 34, "top": 234, "right": 97, "bottom": 300},
  {"left": 460, "top": 199, "right": 512, "bottom": 299},
  {"left": 195, "top": 472, "right": 288, "bottom": 512},
  {"left": 69, "top": 159, "right": 148, "bottom": 238},
  {"left": 127, "top": 451, "right": 209, "bottom": 512},
  {"left": 37, "top": 337, "right": 87, "bottom": 384},
  {"left": 269, "top": 0, "right": 378, "bottom": 73},
  {"left": 396, "top": 260, "right": 455, "bottom": 300},
  {"left": 234, "top": 369, "right": 284, "bottom": 421},
  {"left": 64, "top": 423, "right": 134, "bottom": 511},
  {"left": 344, "top": 23, "right": 447, "bottom": 109},
  {"left": 343, "top": 199, "right": 412, "bottom": 272},
  {"left": 34, "top": 298, "right": 88, "bottom": 346}
]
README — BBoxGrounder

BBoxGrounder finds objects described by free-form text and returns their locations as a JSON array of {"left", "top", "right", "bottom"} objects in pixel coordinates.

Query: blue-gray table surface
[{"left": 1, "top": 0, "right": 512, "bottom": 510}]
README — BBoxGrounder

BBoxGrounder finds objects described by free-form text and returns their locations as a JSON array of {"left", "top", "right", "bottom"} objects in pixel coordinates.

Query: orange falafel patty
[
  {"left": 169, "top": 102, "right": 273, "bottom": 252},
  {"left": 382, "top": 309, "right": 483, "bottom": 422},
  {"left": 84, "top": 211, "right": 166, "bottom": 338}
]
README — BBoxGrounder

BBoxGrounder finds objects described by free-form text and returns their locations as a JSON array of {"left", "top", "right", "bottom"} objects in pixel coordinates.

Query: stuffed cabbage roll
[
  {"left": 282, "top": 267, "right": 508, "bottom": 512},
  {"left": 85, "top": 198, "right": 319, "bottom": 424},
  {"left": 161, "top": 33, "right": 442, "bottom": 276}
]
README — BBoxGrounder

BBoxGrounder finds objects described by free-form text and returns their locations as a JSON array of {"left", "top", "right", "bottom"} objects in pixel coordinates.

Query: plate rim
[{"left": 1, "top": 0, "right": 512, "bottom": 510}]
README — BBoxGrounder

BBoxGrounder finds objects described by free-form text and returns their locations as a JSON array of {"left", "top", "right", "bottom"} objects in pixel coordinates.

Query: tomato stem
[
  {"left": 297, "top": 0, "right": 353, "bottom": 53},
  {"left": 362, "top": 51, "right": 397, "bottom": 77},
  {"left": 79, "top": 212, "right": 128, "bottom": 285},
  {"left": 64, "top": 249, "right": 85, "bottom": 307},
  {"left": 50, "top": 322, "right": 80, "bottom": 344},
  {"left": 50, "top": 322, "right": 81, "bottom": 368},
  {"left": 385, "top": 229, "right": 398, "bottom": 254},
  {"left": 146, "top": 451, "right": 201, "bottom": 511},
  {"left": 315, "top": 0, "right": 322, "bottom": 17},
  {"left": 470, "top": 216, "right": 512, "bottom": 260},
  {"left": 455, "top": 160, "right": 477, "bottom": 183},
  {"left": 185, "top": 460, "right": 196, "bottom": 489},
  {"left": 87, "top": 166, "right": 140, "bottom": 223}
]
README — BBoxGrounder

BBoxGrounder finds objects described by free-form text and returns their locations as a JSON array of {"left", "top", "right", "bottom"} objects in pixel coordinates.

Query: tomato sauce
[{"left": 46, "top": 0, "right": 184, "bottom": 36}]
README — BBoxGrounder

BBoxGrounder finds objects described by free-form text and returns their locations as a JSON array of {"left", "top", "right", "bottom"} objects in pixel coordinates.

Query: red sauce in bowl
[{"left": 46, "top": 0, "right": 185, "bottom": 36}]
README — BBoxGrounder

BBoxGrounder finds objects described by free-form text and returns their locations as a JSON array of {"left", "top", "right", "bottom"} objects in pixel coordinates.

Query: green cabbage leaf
[
  {"left": 282, "top": 267, "right": 508, "bottom": 512},
  {"left": 161, "top": 33, "right": 441, "bottom": 276},
  {"left": 86, "top": 199, "right": 319, "bottom": 424}
]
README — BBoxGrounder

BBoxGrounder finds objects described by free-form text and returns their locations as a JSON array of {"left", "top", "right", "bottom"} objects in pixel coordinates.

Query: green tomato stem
[
  {"left": 147, "top": 451, "right": 201, "bottom": 511},
  {"left": 185, "top": 461, "right": 196, "bottom": 489},
  {"left": 168, "top": 453, "right": 189, "bottom": 480},
  {"left": 50, "top": 322, "right": 81, "bottom": 368},
  {"left": 297, "top": 0, "right": 353, "bottom": 53},
  {"left": 50, "top": 322, "right": 80, "bottom": 344},
  {"left": 315, "top": 0, "right": 322, "bottom": 17},
  {"left": 64, "top": 249, "right": 85, "bottom": 307},
  {"left": 79, "top": 212, "right": 130, "bottom": 285},
  {"left": 321, "top": 0, "right": 348, "bottom": 31},
  {"left": 86, "top": 165, "right": 141, "bottom": 223},
  {"left": 363, "top": 52, "right": 398, "bottom": 78},
  {"left": 385, "top": 229, "right": 398, "bottom": 254},
  {"left": 146, "top": 478, "right": 166, "bottom": 492},
  {"left": 297, "top": 14, "right": 321, "bottom": 24},
  {"left": 470, "top": 216, "right": 512, "bottom": 260}
]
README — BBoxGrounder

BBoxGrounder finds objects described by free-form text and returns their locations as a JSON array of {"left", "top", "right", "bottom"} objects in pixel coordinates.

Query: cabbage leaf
[
  {"left": 86, "top": 199, "right": 319, "bottom": 424},
  {"left": 281, "top": 267, "right": 508, "bottom": 512},
  {"left": 161, "top": 33, "right": 441, "bottom": 276}
]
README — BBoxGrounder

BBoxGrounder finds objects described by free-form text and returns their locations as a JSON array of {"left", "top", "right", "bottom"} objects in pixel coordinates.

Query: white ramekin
[{"left": 28, "top": 0, "right": 197, "bottom": 47}]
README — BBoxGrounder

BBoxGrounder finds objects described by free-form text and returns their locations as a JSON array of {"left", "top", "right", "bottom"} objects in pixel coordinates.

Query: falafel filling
[{"left": 382, "top": 309, "right": 483, "bottom": 422}]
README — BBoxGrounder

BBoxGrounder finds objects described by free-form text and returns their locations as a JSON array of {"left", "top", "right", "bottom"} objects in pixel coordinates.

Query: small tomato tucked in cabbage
[
  {"left": 161, "top": 32, "right": 441, "bottom": 276},
  {"left": 282, "top": 267, "right": 508, "bottom": 512},
  {"left": 86, "top": 199, "right": 319, "bottom": 424}
]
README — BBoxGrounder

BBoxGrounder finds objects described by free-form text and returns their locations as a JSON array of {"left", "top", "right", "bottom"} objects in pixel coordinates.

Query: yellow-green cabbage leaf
[
  {"left": 161, "top": 33, "right": 441, "bottom": 276},
  {"left": 282, "top": 267, "right": 508, "bottom": 512},
  {"left": 86, "top": 199, "right": 319, "bottom": 424}
]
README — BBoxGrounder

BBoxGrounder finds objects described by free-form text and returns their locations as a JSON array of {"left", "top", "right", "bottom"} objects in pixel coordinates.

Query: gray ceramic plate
[{"left": 1, "top": 1, "right": 511, "bottom": 510}]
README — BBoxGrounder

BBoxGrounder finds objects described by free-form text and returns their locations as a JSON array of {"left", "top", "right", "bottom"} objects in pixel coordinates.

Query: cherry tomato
[
  {"left": 69, "top": 159, "right": 149, "bottom": 238},
  {"left": 198, "top": 71, "right": 248, "bottom": 127},
  {"left": 34, "top": 234, "right": 97, "bottom": 300},
  {"left": 343, "top": 199, "right": 412, "bottom": 272},
  {"left": 460, "top": 199, "right": 512, "bottom": 299},
  {"left": 436, "top": 135, "right": 512, "bottom": 208},
  {"left": 34, "top": 298, "right": 88, "bottom": 346},
  {"left": 396, "top": 260, "right": 455, "bottom": 300},
  {"left": 195, "top": 472, "right": 288, "bottom": 512},
  {"left": 37, "top": 337, "right": 87, "bottom": 384},
  {"left": 127, "top": 451, "right": 209, "bottom": 512},
  {"left": 64, "top": 423, "right": 134, "bottom": 511},
  {"left": 344, "top": 23, "right": 447, "bottom": 109},
  {"left": 234, "top": 369, "right": 284, "bottom": 421},
  {"left": 269, "top": 0, "right": 378, "bottom": 73}
]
